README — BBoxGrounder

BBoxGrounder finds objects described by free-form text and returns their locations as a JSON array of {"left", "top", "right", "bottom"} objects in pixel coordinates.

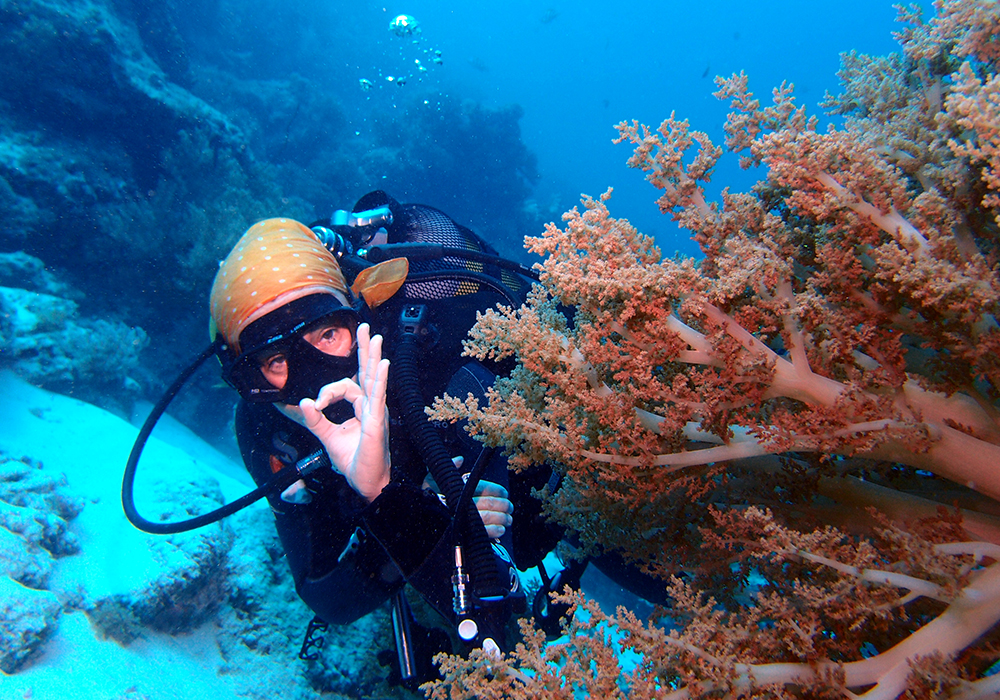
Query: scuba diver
[
  {"left": 122, "top": 190, "right": 586, "bottom": 686},
  {"left": 208, "top": 192, "right": 561, "bottom": 682}
]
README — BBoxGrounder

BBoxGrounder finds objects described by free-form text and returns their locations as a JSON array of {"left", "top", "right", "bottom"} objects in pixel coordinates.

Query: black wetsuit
[
  {"left": 236, "top": 192, "right": 561, "bottom": 631},
  {"left": 235, "top": 358, "right": 522, "bottom": 626}
]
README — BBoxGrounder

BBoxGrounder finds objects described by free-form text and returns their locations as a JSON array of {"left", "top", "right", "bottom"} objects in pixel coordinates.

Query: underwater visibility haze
[{"left": 4, "top": 0, "right": 1000, "bottom": 698}]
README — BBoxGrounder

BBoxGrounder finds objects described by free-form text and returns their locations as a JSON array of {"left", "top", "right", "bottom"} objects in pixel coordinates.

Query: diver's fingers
[
  {"left": 298, "top": 398, "right": 324, "bottom": 430},
  {"left": 473, "top": 495, "right": 514, "bottom": 518},
  {"left": 475, "top": 502, "right": 513, "bottom": 539},
  {"left": 313, "top": 378, "right": 362, "bottom": 411},
  {"left": 356, "top": 358, "right": 389, "bottom": 431},
  {"left": 368, "top": 331, "right": 383, "bottom": 364},
  {"left": 474, "top": 480, "right": 510, "bottom": 502},
  {"left": 483, "top": 524, "right": 507, "bottom": 539},
  {"left": 361, "top": 333, "right": 384, "bottom": 393},
  {"left": 368, "top": 357, "right": 389, "bottom": 408},
  {"left": 475, "top": 509, "right": 513, "bottom": 530},
  {"left": 356, "top": 323, "right": 372, "bottom": 381}
]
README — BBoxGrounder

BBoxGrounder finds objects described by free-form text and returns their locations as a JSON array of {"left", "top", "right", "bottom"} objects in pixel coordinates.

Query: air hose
[
  {"left": 121, "top": 341, "right": 327, "bottom": 534},
  {"left": 391, "top": 330, "right": 507, "bottom": 600}
]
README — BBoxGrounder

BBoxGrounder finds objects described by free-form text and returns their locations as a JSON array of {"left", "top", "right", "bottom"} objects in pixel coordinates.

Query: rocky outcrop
[
  {"left": 0, "top": 252, "right": 147, "bottom": 413},
  {"left": 0, "top": 454, "right": 82, "bottom": 672},
  {"left": 0, "top": 0, "right": 239, "bottom": 183},
  {"left": 84, "top": 458, "right": 233, "bottom": 642},
  {"left": 0, "top": 577, "right": 62, "bottom": 674},
  {"left": 0, "top": 0, "right": 295, "bottom": 367},
  {"left": 0, "top": 445, "right": 235, "bottom": 668}
]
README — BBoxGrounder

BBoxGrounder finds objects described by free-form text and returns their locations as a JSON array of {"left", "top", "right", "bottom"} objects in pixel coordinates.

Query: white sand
[{"left": 0, "top": 371, "right": 269, "bottom": 699}]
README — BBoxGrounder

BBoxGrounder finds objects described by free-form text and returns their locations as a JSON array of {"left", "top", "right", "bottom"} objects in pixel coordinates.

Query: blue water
[
  {"left": 395, "top": 0, "right": 908, "bottom": 255},
  {"left": 173, "top": 0, "right": 912, "bottom": 258}
]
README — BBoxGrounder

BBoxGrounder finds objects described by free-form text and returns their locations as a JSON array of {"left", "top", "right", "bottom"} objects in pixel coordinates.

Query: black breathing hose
[
  {"left": 392, "top": 332, "right": 507, "bottom": 599},
  {"left": 121, "top": 341, "right": 322, "bottom": 534}
]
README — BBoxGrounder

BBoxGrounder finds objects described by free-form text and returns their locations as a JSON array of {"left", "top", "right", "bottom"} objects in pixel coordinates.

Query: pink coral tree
[
  {"left": 432, "top": 0, "right": 1000, "bottom": 555},
  {"left": 427, "top": 0, "right": 1000, "bottom": 697}
]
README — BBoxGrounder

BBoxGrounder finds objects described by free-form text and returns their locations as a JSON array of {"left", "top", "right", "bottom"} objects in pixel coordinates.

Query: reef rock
[
  {"left": 0, "top": 526, "right": 52, "bottom": 589},
  {"left": 83, "top": 466, "right": 233, "bottom": 643},
  {"left": 0, "top": 455, "right": 82, "bottom": 551},
  {"left": 0, "top": 0, "right": 239, "bottom": 186},
  {"left": 0, "top": 454, "right": 83, "bottom": 672},
  {"left": 0, "top": 251, "right": 148, "bottom": 410},
  {"left": 0, "top": 251, "right": 69, "bottom": 296},
  {"left": 0, "top": 0, "right": 285, "bottom": 379},
  {"left": 0, "top": 576, "right": 62, "bottom": 674}
]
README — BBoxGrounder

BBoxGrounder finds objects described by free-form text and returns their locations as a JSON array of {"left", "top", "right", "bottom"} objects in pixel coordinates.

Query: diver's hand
[
  {"left": 299, "top": 324, "right": 391, "bottom": 502},
  {"left": 423, "top": 460, "right": 514, "bottom": 539},
  {"left": 474, "top": 479, "right": 513, "bottom": 539}
]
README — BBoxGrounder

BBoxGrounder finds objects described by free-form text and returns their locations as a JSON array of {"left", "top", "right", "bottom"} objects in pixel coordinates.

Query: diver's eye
[
  {"left": 258, "top": 352, "right": 289, "bottom": 389},
  {"left": 261, "top": 354, "right": 287, "bottom": 373},
  {"left": 303, "top": 323, "right": 355, "bottom": 357}
]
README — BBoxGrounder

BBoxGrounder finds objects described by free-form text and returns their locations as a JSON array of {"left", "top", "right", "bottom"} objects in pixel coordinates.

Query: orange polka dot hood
[{"left": 210, "top": 218, "right": 352, "bottom": 353}]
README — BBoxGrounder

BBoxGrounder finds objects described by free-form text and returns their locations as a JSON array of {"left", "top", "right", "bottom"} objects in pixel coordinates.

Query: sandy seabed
[{"left": 0, "top": 371, "right": 328, "bottom": 700}]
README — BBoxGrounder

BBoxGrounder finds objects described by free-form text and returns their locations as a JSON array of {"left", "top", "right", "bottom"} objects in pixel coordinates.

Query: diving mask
[{"left": 220, "top": 293, "right": 361, "bottom": 404}]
